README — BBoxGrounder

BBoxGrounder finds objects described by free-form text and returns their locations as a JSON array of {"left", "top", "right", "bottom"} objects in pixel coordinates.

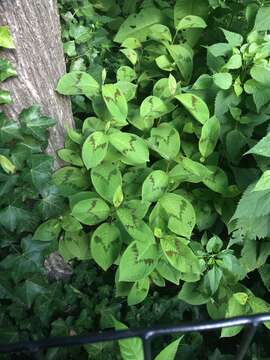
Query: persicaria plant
[{"left": 33, "top": 0, "right": 270, "bottom": 338}]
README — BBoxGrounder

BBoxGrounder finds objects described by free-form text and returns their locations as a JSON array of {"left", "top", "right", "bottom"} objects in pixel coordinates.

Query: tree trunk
[{"left": 0, "top": 0, "right": 74, "bottom": 167}]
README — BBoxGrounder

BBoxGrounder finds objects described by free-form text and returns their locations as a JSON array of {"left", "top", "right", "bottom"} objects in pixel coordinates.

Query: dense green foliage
[
  {"left": 2, "top": 1, "right": 270, "bottom": 359},
  {"left": 0, "top": 26, "right": 16, "bottom": 105},
  {"left": 54, "top": 0, "right": 270, "bottom": 341},
  {"left": 0, "top": 18, "right": 215, "bottom": 360}
]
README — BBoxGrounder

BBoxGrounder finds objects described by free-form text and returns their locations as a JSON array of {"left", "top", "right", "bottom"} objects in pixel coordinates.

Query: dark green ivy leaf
[
  {"left": 19, "top": 106, "right": 56, "bottom": 141},
  {"left": 0, "top": 59, "right": 17, "bottom": 81}
]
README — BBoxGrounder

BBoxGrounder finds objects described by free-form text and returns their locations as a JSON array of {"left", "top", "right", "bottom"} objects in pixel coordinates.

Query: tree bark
[{"left": 0, "top": 0, "right": 74, "bottom": 167}]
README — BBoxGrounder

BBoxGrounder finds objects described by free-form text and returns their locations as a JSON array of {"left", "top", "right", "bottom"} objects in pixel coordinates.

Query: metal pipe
[{"left": 1, "top": 313, "right": 270, "bottom": 356}]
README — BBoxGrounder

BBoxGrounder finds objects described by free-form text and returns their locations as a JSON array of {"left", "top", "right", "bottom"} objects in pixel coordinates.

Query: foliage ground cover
[{"left": 2, "top": 0, "right": 270, "bottom": 359}]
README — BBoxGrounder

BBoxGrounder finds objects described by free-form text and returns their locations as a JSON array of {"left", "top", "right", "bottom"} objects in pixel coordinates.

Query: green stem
[{"left": 172, "top": 30, "right": 179, "bottom": 45}]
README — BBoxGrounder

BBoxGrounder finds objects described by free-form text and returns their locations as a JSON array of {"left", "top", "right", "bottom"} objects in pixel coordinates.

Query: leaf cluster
[
  {"left": 3, "top": 2, "right": 270, "bottom": 360},
  {"left": 51, "top": 0, "right": 270, "bottom": 345},
  {"left": 0, "top": 26, "right": 16, "bottom": 105}
]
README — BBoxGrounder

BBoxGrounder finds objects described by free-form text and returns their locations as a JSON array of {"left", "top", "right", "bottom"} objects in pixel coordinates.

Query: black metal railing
[{"left": 1, "top": 313, "right": 270, "bottom": 359}]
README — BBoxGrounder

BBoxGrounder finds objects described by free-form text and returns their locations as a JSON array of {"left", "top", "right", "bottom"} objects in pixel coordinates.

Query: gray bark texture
[{"left": 0, "top": 0, "right": 74, "bottom": 167}]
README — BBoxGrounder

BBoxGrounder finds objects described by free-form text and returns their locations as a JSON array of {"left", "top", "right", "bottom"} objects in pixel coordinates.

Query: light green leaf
[
  {"left": 232, "top": 184, "right": 270, "bottom": 221},
  {"left": 254, "top": 6, "right": 270, "bottom": 31},
  {"left": 202, "top": 165, "right": 229, "bottom": 194},
  {"left": 140, "top": 96, "right": 169, "bottom": 121},
  {"left": 250, "top": 64, "right": 270, "bottom": 87},
  {"left": 63, "top": 40, "right": 76, "bottom": 57},
  {"left": 33, "top": 219, "right": 61, "bottom": 242},
  {"left": 214, "top": 89, "right": 240, "bottom": 117},
  {"left": 117, "top": 207, "right": 155, "bottom": 255},
  {"left": 70, "top": 24, "right": 91, "bottom": 44},
  {"left": 59, "top": 238, "right": 74, "bottom": 263},
  {"left": 82, "top": 131, "right": 108, "bottom": 169},
  {"left": 119, "top": 199, "right": 150, "bottom": 220},
  {"left": 120, "top": 48, "right": 138, "bottom": 65},
  {"left": 156, "top": 55, "right": 175, "bottom": 72},
  {"left": 207, "top": 42, "right": 232, "bottom": 58},
  {"left": 169, "top": 157, "right": 213, "bottom": 183},
  {"left": 113, "top": 185, "right": 124, "bottom": 208},
  {"left": 69, "top": 191, "right": 97, "bottom": 209},
  {"left": 245, "top": 132, "right": 270, "bottom": 157},
  {"left": 61, "top": 215, "right": 82, "bottom": 232},
  {"left": 161, "top": 235, "right": 200, "bottom": 274},
  {"left": 221, "top": 28, "right": 243, "bottom": 47},
  {"left": 152, "top": 78, "right": 176, "bottom": 100},
  {"left": 91, "top": 223, "right": 122, "bottom": 271},
  {"left": 150, "top": 271, "right": 166, "bottom": 287},
  {"left": 116, "top": 81, "right": 137, "bottom": 102},
  {"left": 128, "top": 277, "right": 150, "bottom": 305},
  {"left": 199, "top": 116, "right": 220, "bottom": 158},
  {"left": 0, "top": 59, "right": 17, "bottom": 81},
  {"left": 67, "top": 128, "right": 83, "bottom": 144},
  {"left": 52, "top": 166, "right": 89, "bottom": 196},
  {"left": 175, "top": 94, "right": 209, "bottom": 124},
  {"left": 213, "top": 73, "right": 233, "bottom": 90},
  {"left": 0, "top": 155, "right": 16, "bottom": 174},
  {"left": 168, "top": 74, "right": 177, "bottom": 95},
  {"left": 192, "top": 74, "right": 212, "bottom": 90},
  {"left": 142, "top": 170, "right": 169, "bottom": 202},
  {"left": 248, "top": 295, "right": 270, "bottom": 329},
  {"left": 174, "top": 0, "right": 209, "bottom": 27},
  {"left": 221, "top": 294, "right": 248, "bottom": 337},
  {"left": 82, "top": 117, "right": 105, "bottom": 135},
  {"left": 148, "top": 124, "right": 180, "bottom": 160},
  {"left": 114, "top": 7, "right": 162, "bottom": 43},
  {"left": 71, "top": 198, "right": 110, "bottom": 226},
  {"left": 234, "top": 76, "right": 243, "bottom": 97},
  {"left": 114, "top": 319, "right": 144, "bottom": 360},
  {"left": 0, "top": 26, "right": 15, "bottom": 48},
  {"left": 169, "top": 163, "right": 198, "bottom": 183},
  {"left": 149, "top": 24, "right": 172, "bottom": 43},
  {"left": 109, "top": 131, "right": 149, "bottom": 165},
  {"left": 102, "top": 84, "right": 128, "bottom": 125},
  {"left": 223, "top": 54, "right": 242, "bottom": 70},
  {"left": 117, "top": 66, "right": 137, "bottom": 82},
  {"left": 174, "top": 0, "right": 209, "bottom": 47},
  {"left": 176, "top": 15, "right": 207, "bottom": 30},
  {"left": 157, "top": 257, "right": 181, "bottom": 285},
  {"left": 206, "top": 235, "right": 223, "bottom": 253},
  {"left": 244, "top": 79, "right": 270, "bottom": 112},
  {"left": 154, "top": 337, "right": 182, "bottom": 360},
  {"left": 119, "top": 242, "right": 158, "bottom": 282},
  {"left": 149, "top": 202, "right": 168, "bottom": 239},
  {"left": 253, "top": 170, "right": 270, "bottom": 192},
  {"left": 128, "top": 105, "right": 154, "bottom": 131},
  {"left": 91, "top": 162, "right": 122, "bottom": 203},
  {"left": 234, "top": 292, "right": 249, "bottom": 305},
  {"left": 0, "top": 89, "right": 12, "bottom": 104},
  {"left": 57, "top": 149, "right": 83, "bottom": 166},
  {"left": 159, "top": 192, "right": 196, "bottom": 238},
  {"left": 204, "top": 266, "right": 223, "bottom": 295},
  {"left": 121, "top": 37, "right": 142, "bottom": 49},
  {"left": 63, "top": 231, "right": 90, "bottom": 260},
  {"left": 167, "top": 45, "right": 193, "bottom": 83},
  {"left": 56, "top": 71, "right": 100, "bottom": 99},
  {"left": 178, "top": 282, "right": 211, "bottom": 305}
]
